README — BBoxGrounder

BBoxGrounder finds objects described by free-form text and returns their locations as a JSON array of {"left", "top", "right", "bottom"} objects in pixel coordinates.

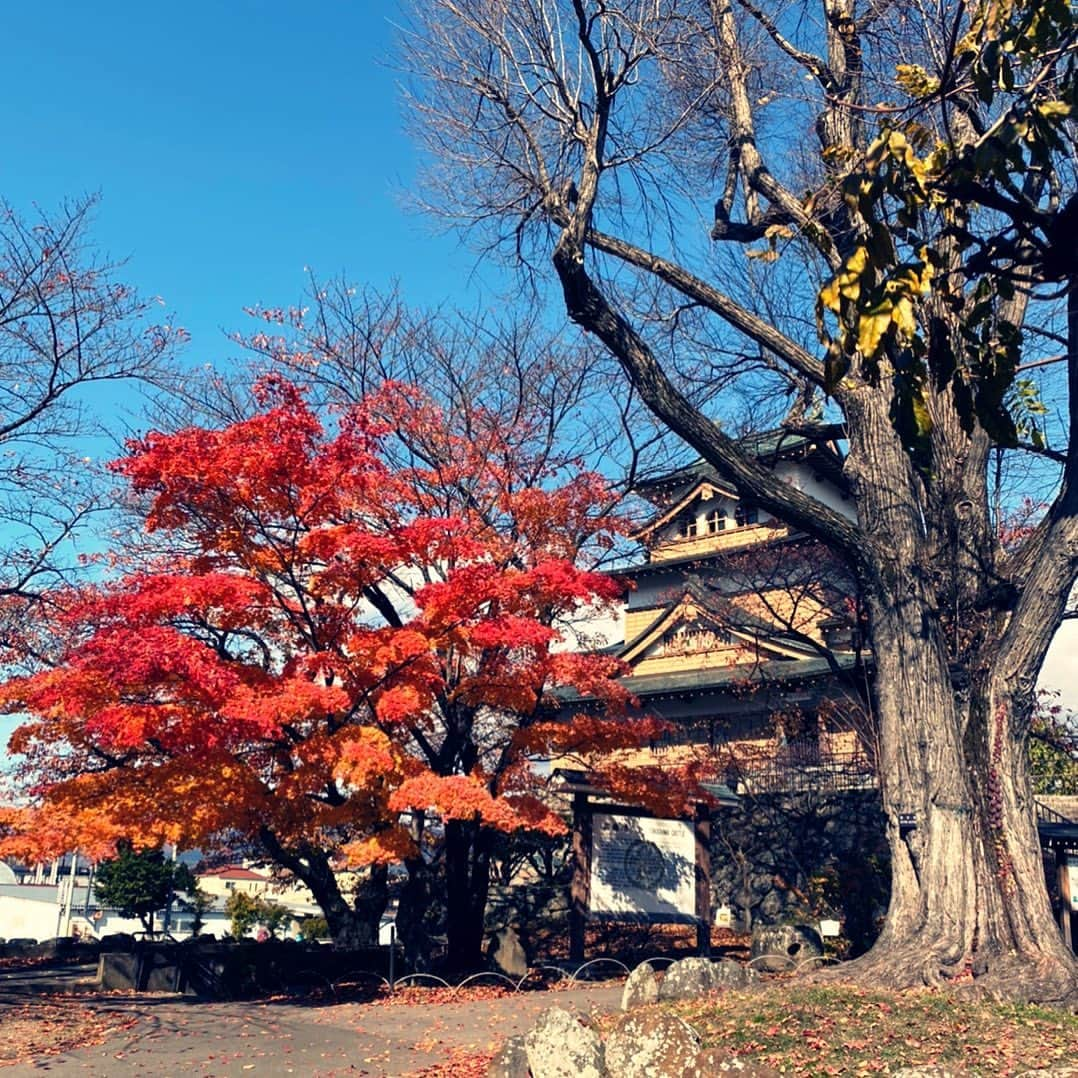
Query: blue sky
[
  {"left": 0, "top": 0, "right": 1075, "bottom": 781},
  {"left": 0, "top": 2, "right": 515, "bottom": 771},
  {"left": 2, "top": 2, "right": 497, "bottom": 365}
]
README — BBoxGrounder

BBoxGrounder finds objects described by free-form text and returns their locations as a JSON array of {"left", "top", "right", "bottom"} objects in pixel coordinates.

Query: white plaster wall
[{"left": 773, "top": 461, "right": 857, "bottom": 521}]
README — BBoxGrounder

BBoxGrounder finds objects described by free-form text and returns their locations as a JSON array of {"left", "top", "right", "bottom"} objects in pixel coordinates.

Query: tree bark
[
  {"left": 806, "top": 386, "right": 1078, "bottom": 1000},
  {"left": 258, "top": 828, "right": 388, "bottom": 949},
  {"left": 444, "top": 819, "right": 493, "bottom": 974},
  {"left": 550, "top": 223, "right": 1078, "bottom": 1003}
]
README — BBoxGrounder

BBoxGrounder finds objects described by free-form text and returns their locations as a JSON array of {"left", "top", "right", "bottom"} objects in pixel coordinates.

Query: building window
[
  {"left": 706, "top": 508, "right": 726, "bottom": 533},
  {"left": 734, "top": 503, "right": 759, "bottom": 527},
  {"left": 678, "top": 514, "right": 699, "bottom": 538},
  {"left": 224, "top": 881, "right": 236, "bottom": 891}
]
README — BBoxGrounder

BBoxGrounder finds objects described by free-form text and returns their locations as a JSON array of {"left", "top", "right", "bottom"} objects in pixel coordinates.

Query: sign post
[{"left": 695, "top": 804, "right": 711, "bottom": 956}]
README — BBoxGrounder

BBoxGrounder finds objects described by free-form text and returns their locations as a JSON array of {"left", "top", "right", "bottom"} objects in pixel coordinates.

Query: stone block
[
  {"left": 605, "top": 1010, "right": 700, "bottom": 1078},
  {"left": 487, "top": 1034, "right": 530, "bottom": 1078},
  {"left": 98, "top": 951, "right": 141, "bottom": 990},
  {"left": 621, "top": 960, "right": 660, "bottom": 1010},
  {"left": 489, "top": 925, "right": 529, "bottom": 979},
  {"left": 749, "top": 923, "right": 823, "bottom": 973},
  {"left": 524, "top": 1006, "right": 604, "bottom": 1078}
]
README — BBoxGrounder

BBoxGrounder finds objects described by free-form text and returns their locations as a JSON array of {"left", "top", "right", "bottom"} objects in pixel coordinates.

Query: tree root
[{"left": 803, "top": 943, "right": 1078, "bottom": 1009}]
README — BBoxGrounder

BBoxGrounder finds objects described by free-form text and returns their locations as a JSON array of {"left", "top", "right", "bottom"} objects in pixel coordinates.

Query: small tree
[
  {"left": 224, "top": 892, "right": 262, "bottom": 939},
  {"left": 259, "top": 899, "right": 291, "bottom": 939},
  {"left": 94, "top": 844, "right": 193, "bottom": 934},
  {"left": 225, "top": 891, "right": 291, "bottom": 938},
  {"left": 187, "top": 887, "right": 214, "bottom": 937}
]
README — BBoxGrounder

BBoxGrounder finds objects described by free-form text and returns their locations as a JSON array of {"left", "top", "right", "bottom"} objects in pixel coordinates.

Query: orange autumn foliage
[{"left": 0, "top": 379, "right": 665, "bottom": 886}]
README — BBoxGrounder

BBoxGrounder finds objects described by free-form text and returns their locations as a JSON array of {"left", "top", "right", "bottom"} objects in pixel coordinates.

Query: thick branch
[
  {"left": 583, "top": 226, "right": 826, "bottom": 385},
  {"left": 996, "top": 277, "right": 1078, "bottom": 696},
  {"left": 552, "top": 232, "right": 863, "bottom": 565}
]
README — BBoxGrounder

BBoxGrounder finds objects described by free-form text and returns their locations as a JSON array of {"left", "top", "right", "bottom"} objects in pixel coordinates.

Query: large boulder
[
  {"left": 658, "top": 957, "right": 752, "bottom": 1001},
  {"left": 711, "top": 958, "right": 754, "bottom": 988},
  {"left": 749, "top": 923, "right": 823, "bottom": 973},
  {"left": 658, "top": 957, "right": 718, "bottom": 1001},
  {"left": 604, "top": 1010, "right": 701, "bottom": 1078},
  {"left": 524, "top": 1006, "right": 605, "bottom": 1078},
  {"left": 621, "top": 961, "right": 660, "bottom": 1010}
]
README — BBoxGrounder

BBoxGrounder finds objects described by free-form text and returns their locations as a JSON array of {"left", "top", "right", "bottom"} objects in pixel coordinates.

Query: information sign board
[
  {"left": 589, "top": 812, "right": 696, "bottom": 922},
  {"left": 1065, "top": 854, "right": 1078, "bottom": 912}
]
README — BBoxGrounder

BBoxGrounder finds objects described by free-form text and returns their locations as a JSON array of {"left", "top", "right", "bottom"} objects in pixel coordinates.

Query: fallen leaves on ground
[
  {"left": 0, "top": 1000, "right": 138, "bottom": 1066},
  {"left": 405, "top": 1045, "right": 495, "bottom": 1077},
  {"left": 658, "top": 984, "right": 1078, "bottom": 1076}
]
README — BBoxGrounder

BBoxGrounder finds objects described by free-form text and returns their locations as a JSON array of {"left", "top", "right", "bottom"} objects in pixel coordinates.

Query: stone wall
[
  {"left": 483, "top": 791, "right": 890, "bottom": 958},
  {"left": 710, "top": 788, "right": 890, "bottom": 954}
]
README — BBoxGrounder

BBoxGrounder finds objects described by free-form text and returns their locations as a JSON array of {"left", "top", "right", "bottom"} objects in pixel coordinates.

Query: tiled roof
[
  {"left": 556, "top": 653, "right": 861, "bottom": 705},
  {"left": 197, "top": 865, "right": 269, "bottom": 881}
]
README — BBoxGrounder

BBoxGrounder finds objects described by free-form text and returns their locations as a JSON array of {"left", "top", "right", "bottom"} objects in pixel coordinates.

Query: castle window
[
  {"left": 678, "top": 514, "right": 699, "bottom": 538},
  {"left": 734, "top": 503, "right": 759, "bottom": 527},
  {"left": 706, "top": 508, "right": 726, "bottom": 533}
]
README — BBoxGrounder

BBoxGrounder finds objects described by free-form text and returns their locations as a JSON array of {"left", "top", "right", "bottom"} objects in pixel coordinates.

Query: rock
[
  {"left": 749, "top": 923, "right": 823, "bottom": 973},
  {"left": 758, "top": 891, "right": 784, "bottom": 919},
  {"left": 489, "top": 926, "right": 529, "bottom": 980},
  {"left": 689, "top": 1049, "right": 783, "bottom": 1076},
  {"left": 1018, "top": 1071, "right": 1078, "bottom": 1078},
  {"left": 711, "top": 957, "right": 753, "bottom": 988},
  {"left": 658, "top": 957, "right": 751, "bottom": 1001},
  {"left": 488, "top": 1034, "right": 530, "bottom": 1078},
  {"left": 524, "top": 1006, "right": 604, "bottom": 1078},
  {"left": 621, "top": 961, "right": 660, "bottom": 1010},
  {"left": 659, "top": 956, "right": 718, "bottom": 1001},
  {"left": 604, "top": 1010, "right": 700, "bottom": 1078}
]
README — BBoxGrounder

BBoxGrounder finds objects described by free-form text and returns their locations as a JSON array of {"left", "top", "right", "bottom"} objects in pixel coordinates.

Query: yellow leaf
[
  {"left": 858, "top": 305, "right": 893, "bottom": 356},
  {"left": 892, "top": 296, "right": 917, "bottom": 339},
  {"left": 1037, "top": 100, "right": 1072, "bottom": 119}
]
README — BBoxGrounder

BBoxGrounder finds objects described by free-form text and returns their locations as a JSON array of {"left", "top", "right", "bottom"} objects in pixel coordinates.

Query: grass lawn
[{"left": 656, "top": 983, "right": 1078, "bottom": 1075}]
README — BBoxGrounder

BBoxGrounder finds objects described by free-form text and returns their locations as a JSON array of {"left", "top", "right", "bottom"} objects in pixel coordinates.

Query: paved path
[{"left": 1, "top": 982, "right": 624, "bottom": 1076}]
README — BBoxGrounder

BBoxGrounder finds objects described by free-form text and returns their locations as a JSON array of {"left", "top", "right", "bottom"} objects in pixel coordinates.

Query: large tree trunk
[
  {"left": 832, "top": 403, "right": 1078, "bottom": 1001},
  {"left": 844, "top": 611, "right": 1078, "bottom": 1000},
  {"left": 444, "top": 819, "right": 492, "bottom": 974},
  {"left": 315, "top": 862, "right": 388, "bottom": 950},
  {"left": 258, "top": 828, "right": 388, "bottom": 949},
  {"left": 397, "top": 854, "right": 437, "bottom": 971}
]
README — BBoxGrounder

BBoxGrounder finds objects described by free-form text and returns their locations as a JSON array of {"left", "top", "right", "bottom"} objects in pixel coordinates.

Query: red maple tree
[{"left": 1, "top": 378, "right": 654, "bottom": 964}]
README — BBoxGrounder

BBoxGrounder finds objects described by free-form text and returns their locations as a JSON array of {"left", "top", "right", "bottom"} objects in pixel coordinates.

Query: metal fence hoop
[
  {"left": 452, "top": 971, "right": 520, "bottom": 996},
  {"left": 515, "top": 965, "right": 570, "bottom": 991},
  {"left": 569, "top": 957, "right": 630, "bottom": 982},
  {"left": 391, "top": 972, "right": 453, "bottom": 992},
  {"left": 746, "top": 953, "right": 797, "bottom": 971}
]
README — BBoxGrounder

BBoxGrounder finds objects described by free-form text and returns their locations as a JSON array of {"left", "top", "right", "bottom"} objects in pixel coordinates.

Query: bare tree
[
  {"left": 404, "top": 0, "right": 1078, "bottom": 1000},
  {"left": 0, "top": 196, "right": 182, "bottom": 664}
]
